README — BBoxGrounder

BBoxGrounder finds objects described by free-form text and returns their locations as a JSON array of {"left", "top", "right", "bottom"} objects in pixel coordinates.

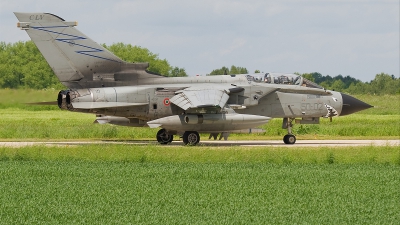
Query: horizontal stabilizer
[{"left": 72, "top": 102, "right": 148, "bottom": 109}]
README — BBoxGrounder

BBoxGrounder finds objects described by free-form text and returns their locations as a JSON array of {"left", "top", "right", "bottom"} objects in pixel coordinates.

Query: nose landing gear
[
  {"left": 282, "top": 118, "right": 296, "bottom": 144},
  {"left": 283, "top": 134, "right": 296, "bottom": 144}
]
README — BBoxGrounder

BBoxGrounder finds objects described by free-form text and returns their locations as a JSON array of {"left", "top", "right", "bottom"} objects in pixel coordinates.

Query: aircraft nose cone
[{"left": 340, "top": 93, "right": 373, "bottom": 116}]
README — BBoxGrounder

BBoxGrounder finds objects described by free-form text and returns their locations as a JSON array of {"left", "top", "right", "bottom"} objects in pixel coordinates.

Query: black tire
[
  {"left": 156, "top": 129, "right": 173, "bottom": 144},
  {"left": 283, "top": 134, "right": 296, "bottom": 144},
  {"left": 183, "top": 131, "right": 200, "bottom": 146}
]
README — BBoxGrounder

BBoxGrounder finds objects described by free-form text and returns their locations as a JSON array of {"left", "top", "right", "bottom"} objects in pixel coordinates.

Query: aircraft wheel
[
  {"left": 183, "top": 131, "right": 200, "bottom": 146},
  {"left": 283, "top": 134, "right": 296, "bottom": 144},
  {"left": 156, "top": 129, "right": 173, "bottom": 144}
]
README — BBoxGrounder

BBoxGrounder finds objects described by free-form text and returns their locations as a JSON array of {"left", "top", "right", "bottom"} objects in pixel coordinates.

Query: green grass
[
  {"left": 0, "top": 109, "right": 153, "bottom": 140},
  {"left": 0, "top": 158, "right": 398, "bottom": 224},
  {"left": 354, "top": 94, "right": 400, "bottom": 115},
  {"left": 1, "top": 145, "right": 399, "bottom": 165},
  {"left": 258, "top": 114, "right": 400, "bottom": 138},
  {"left": 0, "top": 145, "right": 399, "bottom": 224},
  {"left": 0, "top": 109, "right": 398, "bottom": 140},
  {"left": 0, "top": 88, "right": 59, "bottom": 111}
]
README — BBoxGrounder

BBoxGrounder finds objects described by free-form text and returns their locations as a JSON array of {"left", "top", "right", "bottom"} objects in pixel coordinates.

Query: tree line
[
  {"left": 300, "top": 72, "right": 400, "bottom": 95},
  {"left": 0, "top": 41, "right": 187, "bottom": 89},
  {"left": 208, "top": 66, "right": 249, "bottom": 75},
  {"left": 102, "top": 43, "right": 188, "bottom": 77},
  {"left": 0, "top": 41, "right": 398, "bottom": 95}
]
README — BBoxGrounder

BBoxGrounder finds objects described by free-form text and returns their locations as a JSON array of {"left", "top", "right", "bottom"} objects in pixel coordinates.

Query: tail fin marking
[
  {"left": 15, "top": 12, "right": 123, "bottom": 84},
  {"left": 31, "top": 25, "right": 121, "bottom": 63},
  {"left": 15, "top": 12, "right": 165, "bottom": 88}
]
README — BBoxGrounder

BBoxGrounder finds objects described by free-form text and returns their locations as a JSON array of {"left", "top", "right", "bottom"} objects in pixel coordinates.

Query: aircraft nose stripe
[{"left": 340, "top": 93, "right": 373, "bottom": 116}]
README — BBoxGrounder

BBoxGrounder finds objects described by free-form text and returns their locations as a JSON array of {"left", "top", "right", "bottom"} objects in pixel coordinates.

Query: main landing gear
[
  {"left": 156, "top": 129, "right": 200, "bottom": 145},
  {"left": 183, "top": 131, "right": 200, "bottom": 146},
  {"left": 157, "top": 118, "right": 297, "bottom": 145},
  {"left": 156, "top": 129, "right": 173, "bottom": 145},
  {"left": 282, "top": 118, "right": 296, "bottom": 144}
]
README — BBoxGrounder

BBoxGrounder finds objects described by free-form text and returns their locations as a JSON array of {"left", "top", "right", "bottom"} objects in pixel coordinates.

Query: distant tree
[
  {"left": 347, "top": 82, "right": 367, "bottom": 95},
  {"left": 209, "top": 66, "right": 230, "bottom": 75},
  {"left": 368, "top": 73, "right": 400, "bottom": 95},
  {"left": 324, "top": 75, "right": 334, "bottom": 85},
  {"left": 301, "top": 73, "right": 315, "bottom": 82},
  {"left": 301, "top": 72, "right": 399, "bottom": 95},
  {"left": 254, "top": 70, "right": 261, "bottom": 73},
  {"left": 103, "top": 43, "right": 187, "bottom": 77},
  {"left": 311, "top": 72, "right": 324, "bottom": 83},
  {"left": 331, "top": 79, "right": 346, "bottom": 91},
  {"left": 209, "top": 65, "right": 248, "bottom": 75},
  {"left": 319, "top": 81, "right": 331, "bottom": 89},
  {"left": 341, "top": 75, "right": 360, "bottom": 89},
  {"left": 0, "top": 41, "right": 62, "bottom": 89},
  {"left": 230, "top": 65, "right": 248, "bottom": 74},
  {"left": 170, "top": 67, "right": 187, "bottom": 77}
]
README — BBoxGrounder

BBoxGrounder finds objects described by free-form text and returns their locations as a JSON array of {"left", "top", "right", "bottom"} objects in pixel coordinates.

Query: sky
[{"left": 1, "top": 0, "right": 399, "bottom": 82}]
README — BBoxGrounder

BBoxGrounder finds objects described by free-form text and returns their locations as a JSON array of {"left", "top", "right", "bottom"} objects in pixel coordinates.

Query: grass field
[
  {"left": 0, "top": 145, "right": 399, "bottom": 224},
  {"left": 0, "top": 109, "right": 398, "bottom": 140},
  {"left": 1, "top": 161, "right": 398, "bottom": 224},
  {"left": 1, "top": 144, "right": 399, "bottom": 164},
  {"left": 0, "top": 89, "right": 399, "bottom": 224}
]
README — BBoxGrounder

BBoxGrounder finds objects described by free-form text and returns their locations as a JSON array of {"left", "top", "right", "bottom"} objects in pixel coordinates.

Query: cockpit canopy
[{"left": 247, "top": 73, "right": 324, "bottom": 89}]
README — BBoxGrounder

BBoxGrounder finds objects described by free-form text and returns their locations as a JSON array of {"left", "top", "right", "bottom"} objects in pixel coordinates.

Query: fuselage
[{"left": 62, "top": 73, "right": 345, "bottom": 122}]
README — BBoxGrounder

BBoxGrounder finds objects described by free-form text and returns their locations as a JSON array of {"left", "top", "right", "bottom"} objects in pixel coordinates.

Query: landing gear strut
[
  {"left": 156, "top": 129, "right": 173, "bottom": 144},
  {"left": 283, "top": 118, "right": 296, "bottom": 144}
]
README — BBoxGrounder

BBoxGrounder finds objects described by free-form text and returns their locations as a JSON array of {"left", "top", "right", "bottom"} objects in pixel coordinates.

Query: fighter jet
[{"left": 14, "top": 12, "right": 372, "bottom": 145}]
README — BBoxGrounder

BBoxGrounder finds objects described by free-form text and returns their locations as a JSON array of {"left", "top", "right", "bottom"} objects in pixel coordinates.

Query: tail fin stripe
[
  {"left": 31, "top": 26, "right": 121, "bottom": 63},
  {"left": 32, "top": 26, "right": 83, "bottom": 39}
]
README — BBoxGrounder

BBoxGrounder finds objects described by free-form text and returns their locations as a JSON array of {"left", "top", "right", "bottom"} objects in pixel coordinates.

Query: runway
[{"left": 0, "top": 140, "right": 398, "bottom": 148}]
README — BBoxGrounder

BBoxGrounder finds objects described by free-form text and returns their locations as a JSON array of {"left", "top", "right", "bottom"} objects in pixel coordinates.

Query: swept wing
[{"left": 170, "top": 86, "right": 231, "bottom": 110}]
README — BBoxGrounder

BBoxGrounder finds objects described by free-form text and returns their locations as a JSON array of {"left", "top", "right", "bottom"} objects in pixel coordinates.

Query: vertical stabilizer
[{"left": 14, "top": 12, "right": 124, "bottom": 86}]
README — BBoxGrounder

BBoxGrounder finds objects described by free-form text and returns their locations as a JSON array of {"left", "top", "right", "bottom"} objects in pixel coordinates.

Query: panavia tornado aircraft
[{"left": 14, "top": 12, "right": 372, "bottom": 145}]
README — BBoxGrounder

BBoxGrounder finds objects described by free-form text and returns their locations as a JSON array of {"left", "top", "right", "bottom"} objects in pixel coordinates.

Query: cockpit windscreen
[{"left": 247, "top": 73, "right": 323, "bottom": 89}]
